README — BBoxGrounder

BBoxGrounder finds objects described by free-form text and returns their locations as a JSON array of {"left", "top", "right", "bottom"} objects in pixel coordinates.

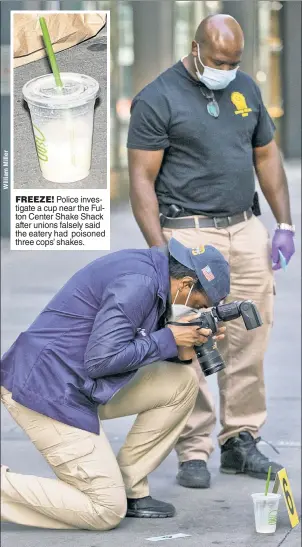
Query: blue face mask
[{"left": 194, "top": 43, "right": 239, "bottom": 90}]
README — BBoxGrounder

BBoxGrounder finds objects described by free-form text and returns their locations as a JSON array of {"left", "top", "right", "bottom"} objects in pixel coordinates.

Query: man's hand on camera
[
  {"left": 167, "top": 310, "right": 227, "bottom": 349},
  {"left": 212, "top": 326, "right": 226, "bottom": 341},
  {"left": 177, "top": 324, "right": 227, "bottom": 362},
  {"left": 167, "top": 323, "right": 212, "bottom": 347},
  {"left": 175, "top": 325, "right": 227, "bottom": 362},
  {"left": 177, "top": 347, "right": 196, "bottom": 361}
]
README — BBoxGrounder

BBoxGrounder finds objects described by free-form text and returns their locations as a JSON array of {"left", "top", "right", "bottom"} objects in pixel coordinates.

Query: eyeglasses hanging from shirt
[{"left": 199, "top": 86, "right": 220, "bottom": 118}]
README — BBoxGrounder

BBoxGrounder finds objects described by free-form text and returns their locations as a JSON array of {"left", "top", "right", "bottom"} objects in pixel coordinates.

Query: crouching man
[{"left": 1, "top": 239, "right": 229, "bottom": 530}]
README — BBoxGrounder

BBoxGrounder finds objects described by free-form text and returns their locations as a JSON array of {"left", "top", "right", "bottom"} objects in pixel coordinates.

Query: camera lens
[{"left": 195, "top": 338, "right": 225, "bottom": 376}]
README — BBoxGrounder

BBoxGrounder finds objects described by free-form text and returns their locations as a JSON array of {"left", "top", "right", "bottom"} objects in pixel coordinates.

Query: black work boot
[
  {"left": 176, "top": 460, "right": 211, "bottom": 488},
  {"left": 220, "top": 432, "right": 283, "bottom": 479},
  {"left": 126, "top": 496, "right": 175, "bottom": 518}
]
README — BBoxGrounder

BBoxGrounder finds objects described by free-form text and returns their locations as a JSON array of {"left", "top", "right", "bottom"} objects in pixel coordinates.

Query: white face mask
[
  {"left": 170, "top": 304, "right": 199, "bottom": 322},
  {"left": 170, "top": 285, "right": 199, "bottom": 322},
  {"left": 194, "top": 43, "right": 239, "bottom": 90}
]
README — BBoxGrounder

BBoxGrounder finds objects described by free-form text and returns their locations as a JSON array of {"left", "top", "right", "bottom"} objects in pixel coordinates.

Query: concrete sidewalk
[{"left": 1, "top": 162, "right": 301, "bottom": 546}]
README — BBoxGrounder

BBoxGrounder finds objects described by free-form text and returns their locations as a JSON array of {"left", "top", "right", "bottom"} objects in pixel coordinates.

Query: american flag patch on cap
[{"left": 201, "top": 265, "right": 215, "bottom": 282}]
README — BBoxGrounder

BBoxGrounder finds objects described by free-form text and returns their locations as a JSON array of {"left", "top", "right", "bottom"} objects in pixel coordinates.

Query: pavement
[
  {"left": 1, "top": 161, "right": 301, "bottom": 546},
  {"left": 13, "top": 28, "right": 107, "bottom": 190}
]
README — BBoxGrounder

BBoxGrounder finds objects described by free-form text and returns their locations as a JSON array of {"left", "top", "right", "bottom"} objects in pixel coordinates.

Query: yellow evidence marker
[{"left": 272, "top": 468, "right": 300, "bottom": 528}]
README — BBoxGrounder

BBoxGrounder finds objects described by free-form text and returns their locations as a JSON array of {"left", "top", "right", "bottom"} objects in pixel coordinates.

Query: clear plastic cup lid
[
  {"left": 22, "top": 73, "right": 99, "bottom": 109},
  {"left": 251, "top": 493, "right": 281, "bottom": 500}
]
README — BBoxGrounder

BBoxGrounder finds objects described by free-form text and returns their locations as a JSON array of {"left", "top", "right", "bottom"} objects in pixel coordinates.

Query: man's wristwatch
[{"left": 277, "top": 223, "right": 295, "bottom": 234}]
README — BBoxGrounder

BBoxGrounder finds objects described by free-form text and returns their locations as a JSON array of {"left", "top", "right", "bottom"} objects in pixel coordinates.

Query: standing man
[{"left": 127, "top": 14, "right": 295, "bottom": 489}]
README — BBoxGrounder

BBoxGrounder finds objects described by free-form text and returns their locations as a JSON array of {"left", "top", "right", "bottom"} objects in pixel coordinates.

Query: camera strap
[{"left": 166, "top": 321, "right": 206, "bottom": 328}]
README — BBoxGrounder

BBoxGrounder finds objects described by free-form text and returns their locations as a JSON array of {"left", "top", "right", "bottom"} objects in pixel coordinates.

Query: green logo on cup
[
  {"left": 33, "top": 124, "right": 48, "bottom": 162},
  {"left": 268, "top": 510, "right": 278, "bottom": 525}
]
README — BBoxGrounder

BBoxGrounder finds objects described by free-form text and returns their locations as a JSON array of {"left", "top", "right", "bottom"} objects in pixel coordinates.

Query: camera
[{"left": 168, "top": 301, "right": 262, "bottom": 376}]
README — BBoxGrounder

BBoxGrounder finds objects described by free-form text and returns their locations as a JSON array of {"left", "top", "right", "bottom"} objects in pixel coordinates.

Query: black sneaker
[
  {"left": 176, "top": 460, "right": 211, "bottom": 488},
  {"left": 126, "top": 496, "right": 175, "bottom": 518},
  {"left": 220, "top": 432, "right": 283, "bottom": 479}
]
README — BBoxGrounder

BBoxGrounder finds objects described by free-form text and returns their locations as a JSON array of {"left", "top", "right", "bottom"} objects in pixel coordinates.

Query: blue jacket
[{"left": 1, "top": 248, "right": 178, "bottom": 434}]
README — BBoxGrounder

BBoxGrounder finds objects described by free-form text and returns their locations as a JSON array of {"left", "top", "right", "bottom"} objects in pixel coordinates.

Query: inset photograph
[{"left": 12, "top": 11, "right": 108, "bottom": 189}]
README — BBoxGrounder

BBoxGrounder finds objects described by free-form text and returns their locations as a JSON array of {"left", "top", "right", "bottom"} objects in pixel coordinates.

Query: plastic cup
[
  {"left": 22, "top": 73, "right": 99, "bottom": 183},
  {"left": 251, "top": 493, "right": 281, "bottom": 534}
]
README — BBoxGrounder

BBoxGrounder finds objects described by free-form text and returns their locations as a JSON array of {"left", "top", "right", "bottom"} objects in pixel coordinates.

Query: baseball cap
[{"left": 168, "top": 238, "right": 230, "bottom": 305}]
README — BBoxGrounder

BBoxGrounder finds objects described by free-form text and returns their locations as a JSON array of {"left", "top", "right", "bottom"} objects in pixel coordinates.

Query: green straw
[
  {"left": 265, "top": 465, "right": 272, "bottom": 496},
  {"left": 39, "top": 17, "right": 63, "bottom": 88}
]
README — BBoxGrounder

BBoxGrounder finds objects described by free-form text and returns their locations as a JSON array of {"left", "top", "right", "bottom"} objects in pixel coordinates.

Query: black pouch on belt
[{"left": 251, "top": 191, "right": 261, "bottom": 216}]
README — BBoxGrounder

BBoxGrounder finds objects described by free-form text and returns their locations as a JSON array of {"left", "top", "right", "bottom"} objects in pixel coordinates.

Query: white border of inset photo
[{"left": 10, "top": 10, "right": 110, "bottom": 190}]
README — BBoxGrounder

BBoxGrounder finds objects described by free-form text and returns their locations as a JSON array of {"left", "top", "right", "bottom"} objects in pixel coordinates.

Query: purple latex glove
[{"left": 271, "top": 229, "right": 295, "bottom": 271}]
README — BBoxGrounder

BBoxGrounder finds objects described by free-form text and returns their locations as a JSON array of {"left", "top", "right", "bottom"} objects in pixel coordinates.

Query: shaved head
[
  {"left": 183, "top": 13, "right": 244, "bottom": 80},
  {"left": 195, "top": 14, "right": 244, "bottom": 51}
]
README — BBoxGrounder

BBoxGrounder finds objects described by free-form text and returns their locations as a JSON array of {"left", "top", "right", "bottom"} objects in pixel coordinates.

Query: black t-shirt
[{"left": 127, "top": 61, "right": 275, "bottom": 217}]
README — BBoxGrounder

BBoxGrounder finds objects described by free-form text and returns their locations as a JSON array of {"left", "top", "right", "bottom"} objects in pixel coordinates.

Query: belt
[{"left": 160, "top": 208, "right": 253, "bottom": 229}]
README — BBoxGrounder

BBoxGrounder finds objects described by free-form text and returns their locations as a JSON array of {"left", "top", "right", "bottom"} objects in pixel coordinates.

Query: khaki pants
[
  {"left": 1, "top": 361, "right": 198, "bottom": 530},
  {"left": 163, "top": 215, "right": 274, "bottom": 462}
]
